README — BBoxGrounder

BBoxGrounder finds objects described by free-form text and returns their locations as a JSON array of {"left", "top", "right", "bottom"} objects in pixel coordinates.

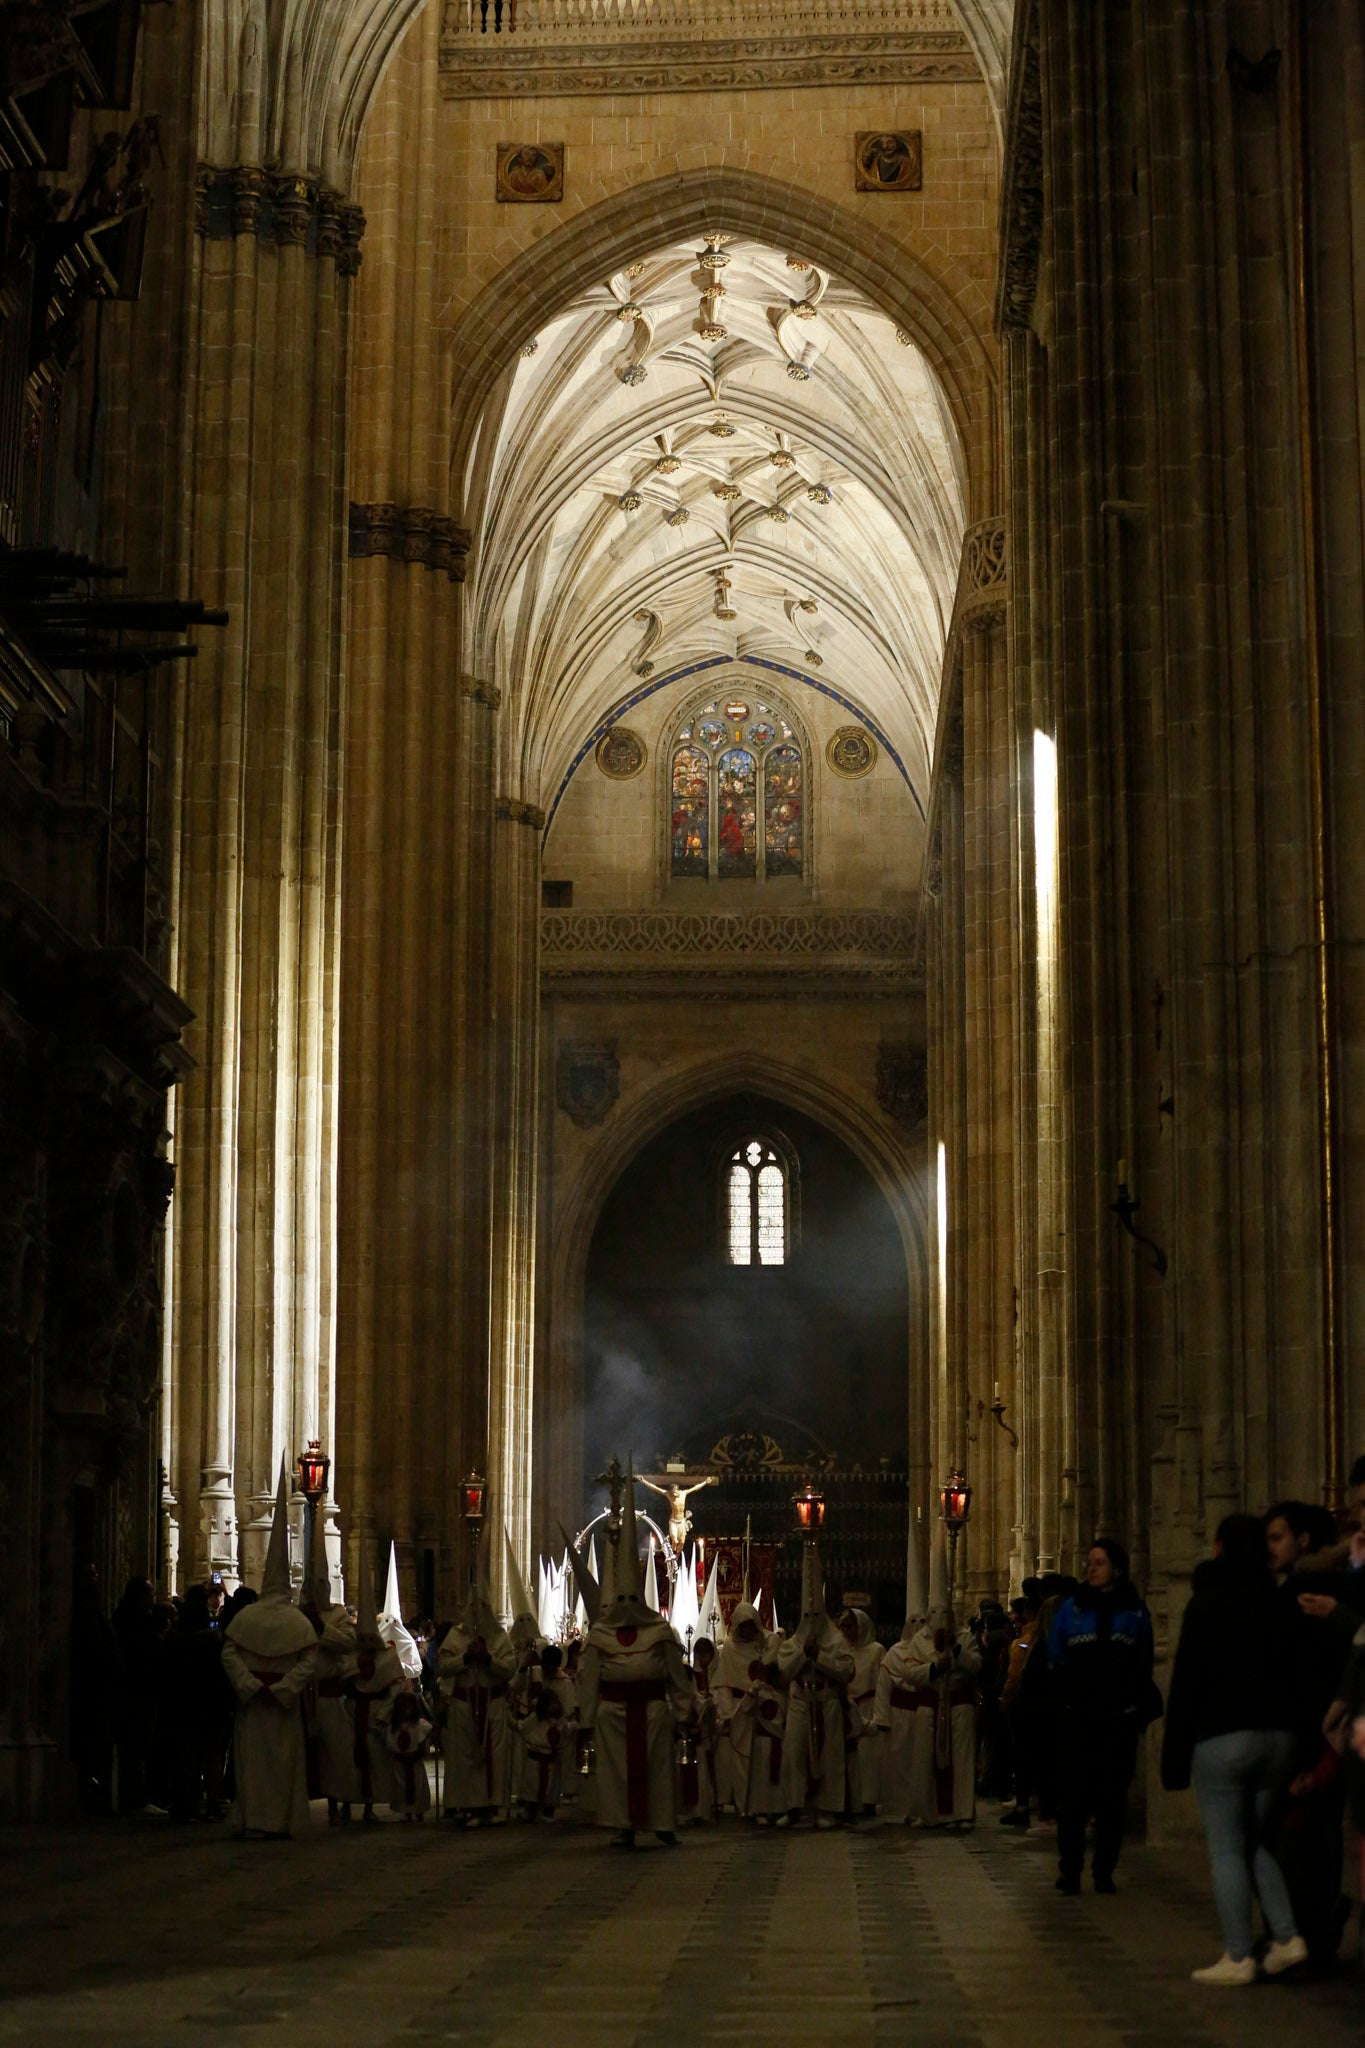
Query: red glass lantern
[
  {"left": 463, "top": 1469, "right": 486, "bottom": 1522},
  {"left": 940, "top": 1466, "right": 972, "bottom": 1532},
  {"left": 297, "top": 1439, "right": 330, "bottom": 1501},
  {"left": 792, "top": 1483, "right": 826, "bottom": 1535}
]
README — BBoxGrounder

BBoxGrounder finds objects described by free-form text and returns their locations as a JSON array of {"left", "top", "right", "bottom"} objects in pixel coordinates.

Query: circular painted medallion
[
  {"left": 595, "top": 725, "right": 647, "bottom": 779},
  {"left": 826, "top": 725, "right": 877, "bottom": 779}
]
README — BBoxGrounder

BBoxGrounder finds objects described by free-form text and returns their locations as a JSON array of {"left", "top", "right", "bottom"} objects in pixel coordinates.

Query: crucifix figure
[{"left": 639, "top": 1473, "right": 717, "bottom": 1555}]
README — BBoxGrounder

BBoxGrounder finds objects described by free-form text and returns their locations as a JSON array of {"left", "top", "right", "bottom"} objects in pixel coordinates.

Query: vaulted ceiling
[{"left": 463, "top": 235, "right": 966, "bottom": 813}]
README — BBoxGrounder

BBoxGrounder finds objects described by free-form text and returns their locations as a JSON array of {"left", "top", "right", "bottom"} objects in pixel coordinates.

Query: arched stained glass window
[
  {"left": 723, "top": 1133, "right": 797, "bottom": 1266},
  {"left": 670, "top": 745, "right": 709, "bottom": 875},
  {"left": 668, "top": 694, "right": 806, "bottom": 882}
]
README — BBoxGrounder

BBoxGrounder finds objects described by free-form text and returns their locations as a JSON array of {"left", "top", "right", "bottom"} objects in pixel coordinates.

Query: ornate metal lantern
[
  {"left": 940, "top": 1466, "right": 972, "bottom": 1532},
  {"left": 297, "top": 1439, "right": 330, "bottom": 1501}
]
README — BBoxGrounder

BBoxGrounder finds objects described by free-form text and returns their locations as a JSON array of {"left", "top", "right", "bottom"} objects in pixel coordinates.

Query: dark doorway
[{"left": 582, "top": 1094, "right": 909, "bottom": 1485}]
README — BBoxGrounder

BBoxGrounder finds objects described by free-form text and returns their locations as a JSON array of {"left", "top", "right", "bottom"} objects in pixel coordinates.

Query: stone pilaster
[
  {"left": 166, "top": 159, "right": 359, "bottom": 1586},
  {"left": 487, "top": 796, "right": 546, "bottom": 1610}
]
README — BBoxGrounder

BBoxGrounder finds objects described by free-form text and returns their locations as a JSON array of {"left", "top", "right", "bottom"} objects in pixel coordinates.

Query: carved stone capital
[
  {"left": 195, "top": 165, "right": 365, "bottom": 271},
  {"left": 496, "top": 795, "right": 546, "bottom": 830},
  {"left": 269, "top": 173, "right": 314, "bottom": 246},
  {"left": 461, "top": 677, "right": 502, "bottom": 710},
  {"left": 349, "top": 503, "right": 469, "bottom": 580}
]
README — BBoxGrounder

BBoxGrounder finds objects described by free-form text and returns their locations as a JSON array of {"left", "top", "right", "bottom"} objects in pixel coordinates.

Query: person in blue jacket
[{"left": 1047, "top": 1537, "right": 1154, "bottom": 1895}]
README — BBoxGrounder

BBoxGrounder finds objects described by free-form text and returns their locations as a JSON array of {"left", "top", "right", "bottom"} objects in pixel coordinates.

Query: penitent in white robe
[
  {"left": 578, "top": 1613, "right": 693, "bottom": 1835},
  {"left": 312, "top": 1609, "right": 360, "bottom": 1803},
  {"left": 711, "top": 1605, "right": 773, "bottom": 1812},
  {"left": 439, "top": 1624, "right": 517, "bottom": 1816},
  {"left": 221, "top": 1634, "right": 318, "bottom": 1836},
  {"left": 843, "top": 1614, "right": 886, "bottom": 1813},
  {"left": 733, "top": 1677, "right": 788, "bottom": 1818},
  {"left": 873, "top": 1630, "right": 925, "bottom": 1822},
  {"left": 901, "top": 1627, "right": 982, "bottom": 1826},
  {"left": 777, "top": 1627, "right": 856, "bottom": 1817}
]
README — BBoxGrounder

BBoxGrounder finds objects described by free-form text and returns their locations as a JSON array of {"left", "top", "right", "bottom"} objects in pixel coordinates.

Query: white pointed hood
[
  {"left": 225, "top": 1459, "right": 317, "bottom": 1656},
  {"left": 505, "top": 1525, "right": 541, "bottom": 1648},
  {"left": 376, "top": 1540, "right": 422, "bottom": 1676},
  {"left": 561, "top": 1524, "right": 601, "bottom": 1626},
  {"left": 382, "top": 1542, "right": 403, "bottom": 1626},
  {"left": 598, "top": 1461, "right": 654, "bottom": 1630},
  {"left": 670, "top": 1552, "right": 700, "bottom": 1645},
  {"left": 695, "top": 1557, "right": 722, "bottom": 1646}
]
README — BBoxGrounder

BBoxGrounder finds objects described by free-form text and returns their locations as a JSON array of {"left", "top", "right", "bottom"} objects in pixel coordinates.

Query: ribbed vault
[{"left": 463, "top": 234, "right": 965, "bottom": 816}]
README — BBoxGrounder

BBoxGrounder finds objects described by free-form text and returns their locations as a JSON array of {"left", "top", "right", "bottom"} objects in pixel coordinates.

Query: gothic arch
[
  {"left": 448, "top": 164, "right": 1000, "bottom": 523},
  {"left": 538, "top": 1050, "right": 932, "bottom": 1546}
]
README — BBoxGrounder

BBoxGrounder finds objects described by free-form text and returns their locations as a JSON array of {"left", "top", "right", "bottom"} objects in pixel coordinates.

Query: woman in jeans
[{"left": 1161, "top": 1514, "right": 1308, "bottom": 1986}]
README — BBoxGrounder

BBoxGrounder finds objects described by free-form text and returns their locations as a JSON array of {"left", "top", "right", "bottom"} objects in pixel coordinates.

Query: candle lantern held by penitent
[{"left": 297, "top": 1440, "right": 330, "bottom": 1501}]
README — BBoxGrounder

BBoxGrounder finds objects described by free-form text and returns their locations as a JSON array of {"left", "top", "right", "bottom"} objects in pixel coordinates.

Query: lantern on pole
[
  {"left": 297, "top": 1440, "right": 330, "bottom": 1502},
  {"left": 939, "top": 1465, "right": 971, "bottom": 1625},
  {"left": 462, "top": 1468, "right": 486, "bottom": 1591},
  {"left": 792, "top": 1482, "right": 826, "bottom": 1538},
  {"left": 296, "top": 1440, "right": 330, "bottom": 1600}
]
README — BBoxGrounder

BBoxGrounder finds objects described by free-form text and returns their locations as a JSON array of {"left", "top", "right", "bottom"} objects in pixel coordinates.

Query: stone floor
[{"left": 0, "top": 1805, "right": 1360, "bottom": 2047}]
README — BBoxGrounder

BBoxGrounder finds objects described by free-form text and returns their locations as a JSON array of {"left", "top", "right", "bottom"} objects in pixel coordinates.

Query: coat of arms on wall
[
  {"left": 556, "top": 1041, "right": 620, "bottom": 1127},
  {"left": 595, "top": 726, "right": 646, "bottom": 779},
  {"left": 854, "top": 131, "right": 923, "bottom": 194},
  {"left": 826, "top": 726, "right": 877, "bottom": 778},
  {"left": 496, "top": 142, "right": 564, "bottom": 203},
  {"left": 876, "top": 1043, "right": 928, "bottom": 1129}
]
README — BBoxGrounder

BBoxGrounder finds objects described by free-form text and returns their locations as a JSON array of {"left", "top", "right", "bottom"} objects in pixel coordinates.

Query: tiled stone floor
[{"left": 0, "top": 1805, "right": 1360, "bottom": 2047}]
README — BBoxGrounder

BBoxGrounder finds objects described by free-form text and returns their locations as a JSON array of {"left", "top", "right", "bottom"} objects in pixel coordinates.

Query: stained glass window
[
  {"left": 716, "top": 747, "right": 757, "bottom": 877},
  {"left": 667, "top": 694, "right": 806, "bottom": 881},
  {"left": 764, "top": 745, "right": 803, "bottom": 879},
  {"left": 670, "top": 745, "right": 709, "bottom": 876},
  {"left": 723, "top": 1134, "right": 795, "bottom": 1266}
]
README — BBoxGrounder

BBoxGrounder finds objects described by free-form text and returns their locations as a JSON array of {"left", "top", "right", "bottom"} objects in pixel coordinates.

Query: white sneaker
[
  {"left": 1191, "top": 1955, "right": 1256, "bottom": 1987},
  {"left": 1261, "top": 1935, "right": 1308, "bottom": 1976}
]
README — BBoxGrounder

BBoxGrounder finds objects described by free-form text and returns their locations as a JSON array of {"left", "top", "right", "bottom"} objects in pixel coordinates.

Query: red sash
[{"left": 600, "top": 1680, "right": 666, "bottom": 1829}]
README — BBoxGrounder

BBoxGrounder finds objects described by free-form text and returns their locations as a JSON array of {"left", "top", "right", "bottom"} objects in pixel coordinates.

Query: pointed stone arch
[
  {"left": 537, "top": 1049, "right": 932, "bottom": 1548},
  {"left": 447, "top": 164, "right": 1000, "bottom": 522}
]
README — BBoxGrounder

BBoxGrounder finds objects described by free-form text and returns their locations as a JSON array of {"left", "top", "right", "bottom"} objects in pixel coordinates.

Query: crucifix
[{"left": 639, "top": 1472, "right": 717, "bottom": 1555}]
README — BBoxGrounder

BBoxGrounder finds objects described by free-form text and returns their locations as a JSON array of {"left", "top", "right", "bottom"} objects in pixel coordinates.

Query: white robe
[
  {"left": 510, "top": 1669, "right": 576, "bottom": 1810},
  {"left": 733, "top": 1678, "right": 788, "bottom": 1817},
  {"left": 312, "top": 1611, "right": 360, "bottom": 1803},
  {"left": 873, "top": 1631, "right": 925, "bottom": 1822},
  {"left": 901, "top": 1626, "right": 981, "bottom": 1825},
  {"left": 711, "top": 1608, "right": 772, "bottom": 1811},
  {"left": 678, "top": 1682, "right": 717, "bottom": 1823},
  {"left": 844, "top": 1617, "right": 885, "bottom": 1812},
  {"left": 352, "top": 1643, "right": 402, "bottom": 1807},
  {"left": 578, "top": 1616, "right": 693, "bottom": 1834},
  {"left": 439, "top": 1624, "right": 517, "bottom": 1814},
  {"left": 221, "top": 1635, "right": 318, "bottom": 1836},
  {"left": 777, "top": 1626, "right": 856, "bottom": 1816}
]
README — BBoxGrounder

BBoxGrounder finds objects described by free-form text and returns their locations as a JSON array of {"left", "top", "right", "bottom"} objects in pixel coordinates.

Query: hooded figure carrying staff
[{"left": 576, "top": 1463, "right": 693, "bottom": 1848}]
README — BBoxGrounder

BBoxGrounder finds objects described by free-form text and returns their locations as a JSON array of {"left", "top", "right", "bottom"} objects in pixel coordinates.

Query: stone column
[
  {"left": 487, "top": 798, "right": 545, "bottom": 1607},
  {"left": 163, "top": 167, "right": 363, "bottom": 1586}
]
